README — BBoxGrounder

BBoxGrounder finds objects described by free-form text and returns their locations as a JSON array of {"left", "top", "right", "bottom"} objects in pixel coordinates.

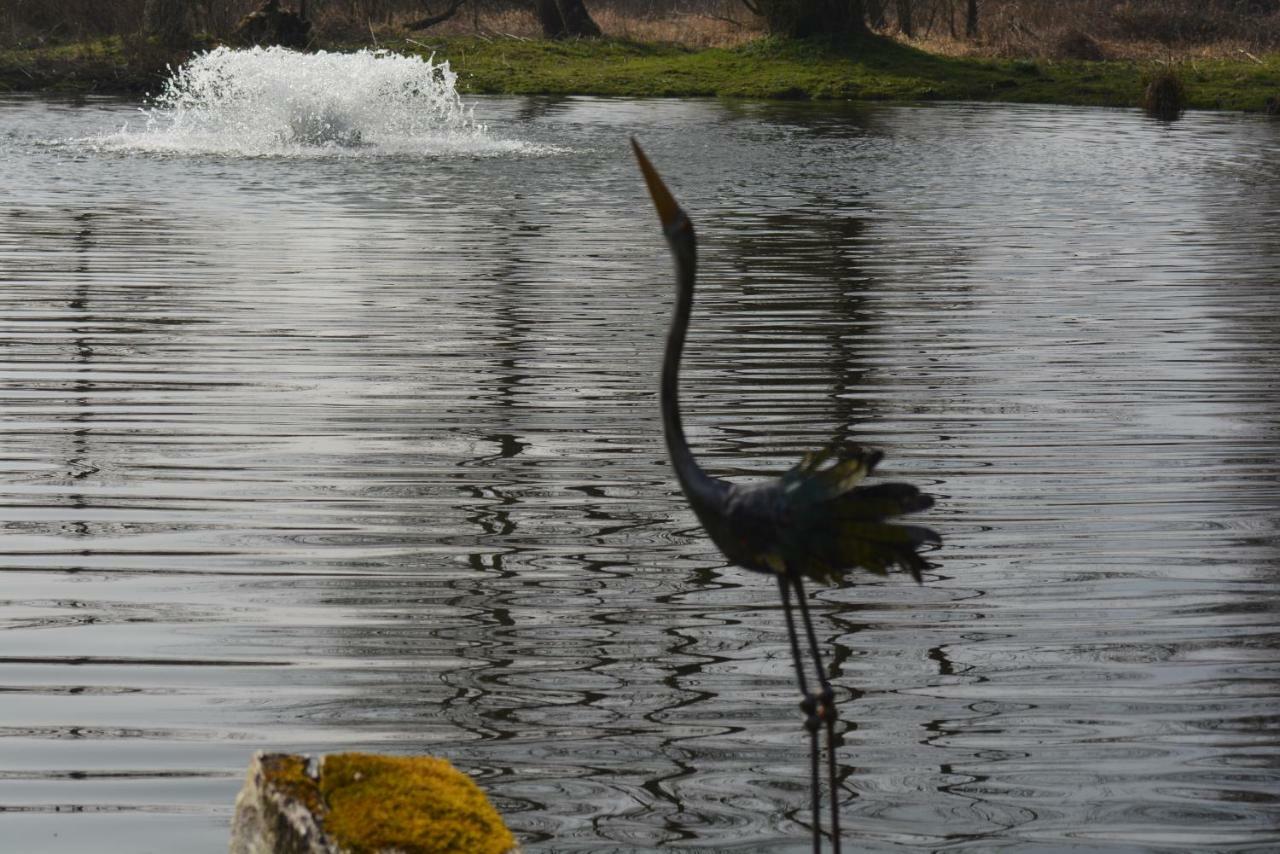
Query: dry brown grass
[
  {"left": 561, "top": 2, "right": 764, "bottom": 47},
  {"left": 328, "top": 0, "right": 1280, "bottom": 55},
  {"left": 908, "top": 29, "right": 1280, "bottom": 62},
  {"left": 5, "top": 0, "right": 1280, "bottom": 58},
  {"left": 896, "top": 0, "right": 1280, "bottom": 61},
  {"left": 315, "top": 1, "right": 764, "bottom": 48}
]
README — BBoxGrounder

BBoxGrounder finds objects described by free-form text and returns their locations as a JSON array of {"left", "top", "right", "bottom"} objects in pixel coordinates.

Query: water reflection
[{"left": 1, "top": 95, "right": 1279, "bottom": 852}]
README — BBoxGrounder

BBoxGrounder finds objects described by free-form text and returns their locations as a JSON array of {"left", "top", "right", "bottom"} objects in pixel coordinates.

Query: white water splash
[{"left": 102, "top": 46, "right": 531, "bottom": 157}]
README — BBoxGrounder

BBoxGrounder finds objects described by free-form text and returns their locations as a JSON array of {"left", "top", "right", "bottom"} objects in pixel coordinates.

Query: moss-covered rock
[
  {"left": 230, "top": 752, "right": 517, "bottom": 854},
  {"left": 321, "top": 753, "right": 515, "bottom": 854},
  {"left": 230, "top": 754, "right": 332, "bottom": 854}
]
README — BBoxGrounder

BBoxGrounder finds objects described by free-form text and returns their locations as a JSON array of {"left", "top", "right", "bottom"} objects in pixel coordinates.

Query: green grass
[
  {"left": 424, "top": 35, "right": 1280, "bottom": 111},
  {"left": 0, "top": 36, "right": 204, "bottom": 94},
  {"left": 3, "top": 33, "right": 1278, "bottom": 112}
]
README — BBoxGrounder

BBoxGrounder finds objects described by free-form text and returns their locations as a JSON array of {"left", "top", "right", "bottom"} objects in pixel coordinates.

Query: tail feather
[{"left": 834, "top": 483, "right": 935, "bottom": 520}]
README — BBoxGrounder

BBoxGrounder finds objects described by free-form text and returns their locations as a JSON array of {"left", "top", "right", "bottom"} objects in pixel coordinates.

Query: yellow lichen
[{"left": 319, "top": 753, "right": 515, "bottom": 854}]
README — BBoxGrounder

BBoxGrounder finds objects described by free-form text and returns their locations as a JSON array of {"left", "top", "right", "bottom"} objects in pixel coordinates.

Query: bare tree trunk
[
  {"left": 534, "top": 0, "right": 563, "bottom": 35},
  {"left": 750, "top": 0, "right": 868, "bottom": 38},
  {"left": 407, "top": 0, "right": 468, "bottom": 30},
  {"left": 965, "top": 0, "right": 977, "bottom": 37},
  {"left": 921, "top": 0, "right": 937, "bottom": 35},
  {"left": 557, "top": 0, "right": 601, "bottom": 37},
  {"left": 896, "top": 0, "right": 912, "bottom": 37},
  {"left": 866, "top": 0, "right": 887, "bottom": 29},
  {"left": 143, "top": 0, "right": 191, "bottom": 44},
  {"left": 535, "top": 0, "right": 601, "bottom": 37}
]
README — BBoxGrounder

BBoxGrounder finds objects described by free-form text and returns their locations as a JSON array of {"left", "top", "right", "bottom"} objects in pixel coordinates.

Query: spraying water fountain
[{"left": 110, "top": 46, "right": 528, "bottom": 157}]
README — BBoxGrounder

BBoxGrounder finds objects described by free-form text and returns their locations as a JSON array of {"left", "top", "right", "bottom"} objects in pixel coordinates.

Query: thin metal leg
[
  {"left": 779, "top": 574, "right": 822, "bottom": 854},
  {"left": 793, "top": 576, "right": 842, "bottom": 854}
]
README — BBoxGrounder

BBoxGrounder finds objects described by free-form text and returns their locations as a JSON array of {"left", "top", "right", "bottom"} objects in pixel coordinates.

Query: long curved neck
[{"left": 661, "top": 234, "right": 720, "bottom": 507}]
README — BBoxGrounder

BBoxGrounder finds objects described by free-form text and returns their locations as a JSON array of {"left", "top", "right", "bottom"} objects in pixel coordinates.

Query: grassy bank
[
  {"left": 433, "top": 36, "right": 1280, "bottom": 111},
  {"left": 2, "top": 34, "right": 1278, "bottom": 112},
  {"left": 0, "top": 36, "right": 204, "bottom": 94}
]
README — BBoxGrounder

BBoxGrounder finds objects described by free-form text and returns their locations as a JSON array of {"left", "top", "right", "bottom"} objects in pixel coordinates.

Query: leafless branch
[{"left": 406, "top": 0, "right": 469, "bottom": 31}]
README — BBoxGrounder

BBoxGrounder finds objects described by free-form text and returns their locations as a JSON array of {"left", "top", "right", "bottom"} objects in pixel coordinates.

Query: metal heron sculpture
[{"left": 632, "top": 139, "right": 940, "bottom": 853}]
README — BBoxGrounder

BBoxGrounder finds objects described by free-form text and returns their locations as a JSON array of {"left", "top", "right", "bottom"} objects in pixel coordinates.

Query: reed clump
[{"left": 1143, "top": 66, "right": 1186, "bottom": 119}]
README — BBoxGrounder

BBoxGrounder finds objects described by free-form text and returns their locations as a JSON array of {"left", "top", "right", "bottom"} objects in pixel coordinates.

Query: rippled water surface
[{"left": 2, "top": 90, "right": 1279, "bottom": 852}]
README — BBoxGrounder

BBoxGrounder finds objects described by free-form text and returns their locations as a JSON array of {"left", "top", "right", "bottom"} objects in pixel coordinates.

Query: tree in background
[
  {"left": 404, "top": 0, "right": 468, "bottom": 30},
  {"left": 143, "top": 0, "right": 192, "bottom": 43},
  {"left": 896, "top": 0, "right": 912, "bottom": 37},
  {"left": 866, "top": 0, "right": 887, "bottom": 27},
  {"left": 231, "top": 0, "right": 311, "bottom": 46},
  {"left": 533, "top": 0, "right": 601, "bottom": 37},
  {"left": 742, "top": 0, "right": 868, "bottom": 37}
]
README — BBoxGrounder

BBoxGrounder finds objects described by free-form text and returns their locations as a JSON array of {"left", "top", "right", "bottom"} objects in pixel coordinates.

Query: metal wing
[{"left": 778, "top": 445, "right": 939, "bottom": 583}]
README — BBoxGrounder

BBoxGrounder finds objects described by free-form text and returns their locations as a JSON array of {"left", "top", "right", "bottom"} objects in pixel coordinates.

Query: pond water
[{"left": 2, "top": 62, "right": 1279, "bottom": 852}]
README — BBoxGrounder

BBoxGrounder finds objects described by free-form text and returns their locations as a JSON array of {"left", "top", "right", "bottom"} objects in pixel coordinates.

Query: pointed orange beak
[{"left": 631, "top": 138, "right": 683, "bottom": 231}]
